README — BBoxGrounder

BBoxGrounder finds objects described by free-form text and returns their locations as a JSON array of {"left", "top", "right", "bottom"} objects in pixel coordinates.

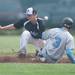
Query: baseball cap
[{"left": 25, "top": 7, "right": 37, "bottom": 16}]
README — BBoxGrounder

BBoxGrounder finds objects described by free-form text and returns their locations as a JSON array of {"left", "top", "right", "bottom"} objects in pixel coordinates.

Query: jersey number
[{"left": 53, "top": 36, "right": 61, "bottom": 48}]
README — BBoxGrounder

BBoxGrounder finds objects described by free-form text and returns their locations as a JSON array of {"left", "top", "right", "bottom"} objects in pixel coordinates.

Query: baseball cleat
[{"left": 18, "top": 53, "right": 26, "bottom": 58}]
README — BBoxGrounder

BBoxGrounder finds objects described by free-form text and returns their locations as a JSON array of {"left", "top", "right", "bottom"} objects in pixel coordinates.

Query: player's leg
[
  {"left": 31, "top": 38, "right": 46, "bottom": 56},
  {"left": 18, "top": 30, "right": 31, "bottom": 58},
  {"left": 37, "top": 48, "right": 57, "bottom": 63},
  {"left": 37, "top": 39, "right": 57, "bottom": 63}
]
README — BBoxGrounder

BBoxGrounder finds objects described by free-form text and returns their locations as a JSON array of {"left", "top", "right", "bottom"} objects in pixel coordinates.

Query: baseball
[{"left": 44, "top": 16, "right": 48, "bottom": 20}]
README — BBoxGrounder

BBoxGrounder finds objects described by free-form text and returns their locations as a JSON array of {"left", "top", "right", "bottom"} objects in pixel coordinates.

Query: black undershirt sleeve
[{"left": 14, "top": 19, "right": 26, "bottom": 29}]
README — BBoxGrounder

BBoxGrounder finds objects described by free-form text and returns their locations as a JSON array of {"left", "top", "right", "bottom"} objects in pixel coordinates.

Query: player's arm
[
  {"left": 0, "top": 24, "right": 16, "bottom": 30},
  {"left": 0, "top": 18, "right": 25, "bottom": 30},
  {"left": 66, "top": 48, "right": 75, "bottom": 63},
  {"left": 66, "top": 37, "right": 75, "bottom": 63}
]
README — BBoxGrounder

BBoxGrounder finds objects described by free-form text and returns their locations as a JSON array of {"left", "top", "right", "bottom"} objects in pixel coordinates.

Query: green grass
[
  {"left": 0, "top": 63, "right": 75, "bottom": 75},
  {"left": 0, "top": 35, "right": 75, "bottom": 75},
  {"left": 0, "top": 35, "right": 35, "bottom": 55}
]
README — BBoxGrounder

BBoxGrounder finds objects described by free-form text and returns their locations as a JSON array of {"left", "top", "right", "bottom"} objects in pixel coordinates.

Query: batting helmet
[{"left": 63, "top": 17, "right": 73, "bottom": 29}]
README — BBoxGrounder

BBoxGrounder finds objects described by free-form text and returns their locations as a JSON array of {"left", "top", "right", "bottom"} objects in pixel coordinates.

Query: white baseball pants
[{"left": 19, "top": 30, "right": 46, "bottom": 54}]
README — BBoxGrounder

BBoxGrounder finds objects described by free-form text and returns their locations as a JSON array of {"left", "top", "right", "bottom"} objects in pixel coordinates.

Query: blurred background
[{"left": 0, "top": 0, "right": 75, "bottom": 34}]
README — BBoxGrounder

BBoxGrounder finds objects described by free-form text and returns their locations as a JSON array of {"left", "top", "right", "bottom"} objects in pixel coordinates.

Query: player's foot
[
  {"left": 35, "top": 48, "right": 42, "bottom": 56},
  {"left": 35, "top": 51, "right": 43, "bottom": 57},
  {"left": 18, "top": 52, "right": 26, "bottom": 58},
  {"left": 39, "top": 57, "right": 46, "bottom": 62}
]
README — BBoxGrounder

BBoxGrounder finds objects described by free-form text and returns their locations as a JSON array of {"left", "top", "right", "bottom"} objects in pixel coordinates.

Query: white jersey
[{"left": 42, "top": 28, "right": 75, "bottom": 60}]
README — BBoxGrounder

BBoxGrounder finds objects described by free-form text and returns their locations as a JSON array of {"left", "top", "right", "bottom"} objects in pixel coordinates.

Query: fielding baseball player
[
  {"left": 0, "top": 7, "right": 46, "bottom": 58},
  {"left": 38, "top": 17, "right": 75, "bottom": 63}
]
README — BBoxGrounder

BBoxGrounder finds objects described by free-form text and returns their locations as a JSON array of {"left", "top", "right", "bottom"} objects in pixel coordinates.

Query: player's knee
[{"left": 22, "top": 30, "right": 31, "bottom": 37}]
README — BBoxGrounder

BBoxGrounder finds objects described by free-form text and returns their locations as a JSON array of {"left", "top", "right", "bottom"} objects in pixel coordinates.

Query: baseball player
[
  {"left": 37, "top": 17, "right": 75, "bottom": 63},
  {"left": 0, "top": 7, "right": 46, "bottom": 58}
]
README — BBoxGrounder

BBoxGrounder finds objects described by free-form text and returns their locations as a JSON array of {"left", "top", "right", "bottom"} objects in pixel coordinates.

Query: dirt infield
[{"left": 0, "top": 53, "right": 71, "bottom": 63}]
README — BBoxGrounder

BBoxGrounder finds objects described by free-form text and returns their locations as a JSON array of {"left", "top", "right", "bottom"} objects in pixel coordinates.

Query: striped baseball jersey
[{"left": 14, "top": 18, "right": 45, "bottom": 39}]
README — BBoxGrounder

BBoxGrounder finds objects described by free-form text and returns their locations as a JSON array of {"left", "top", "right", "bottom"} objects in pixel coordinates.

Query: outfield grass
[
  {"left": 0, "top": 63, "right": 75, "bottom": 75},
  {"left": 0, "top": 35, "right": 35, "bottom": 55}
]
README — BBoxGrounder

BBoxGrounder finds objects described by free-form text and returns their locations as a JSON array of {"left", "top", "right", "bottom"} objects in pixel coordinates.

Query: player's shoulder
[
  {"left": 37, "top": 18, "right": 43, "bottom": 20},
  {"left": 49, "top": 28, "right": 60, "bottom": 32},
  {"left": 66, "top": 31, "right": 74, "bottom": 41},
  {"left": 37, "top": 18, "right": 45, "bottom": 26},
  {"left": 37, "top": 18, "right": 43, "bottom": 22},
  {"left": 51, "top": 28, "right": 60, "bottom": 30}
]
